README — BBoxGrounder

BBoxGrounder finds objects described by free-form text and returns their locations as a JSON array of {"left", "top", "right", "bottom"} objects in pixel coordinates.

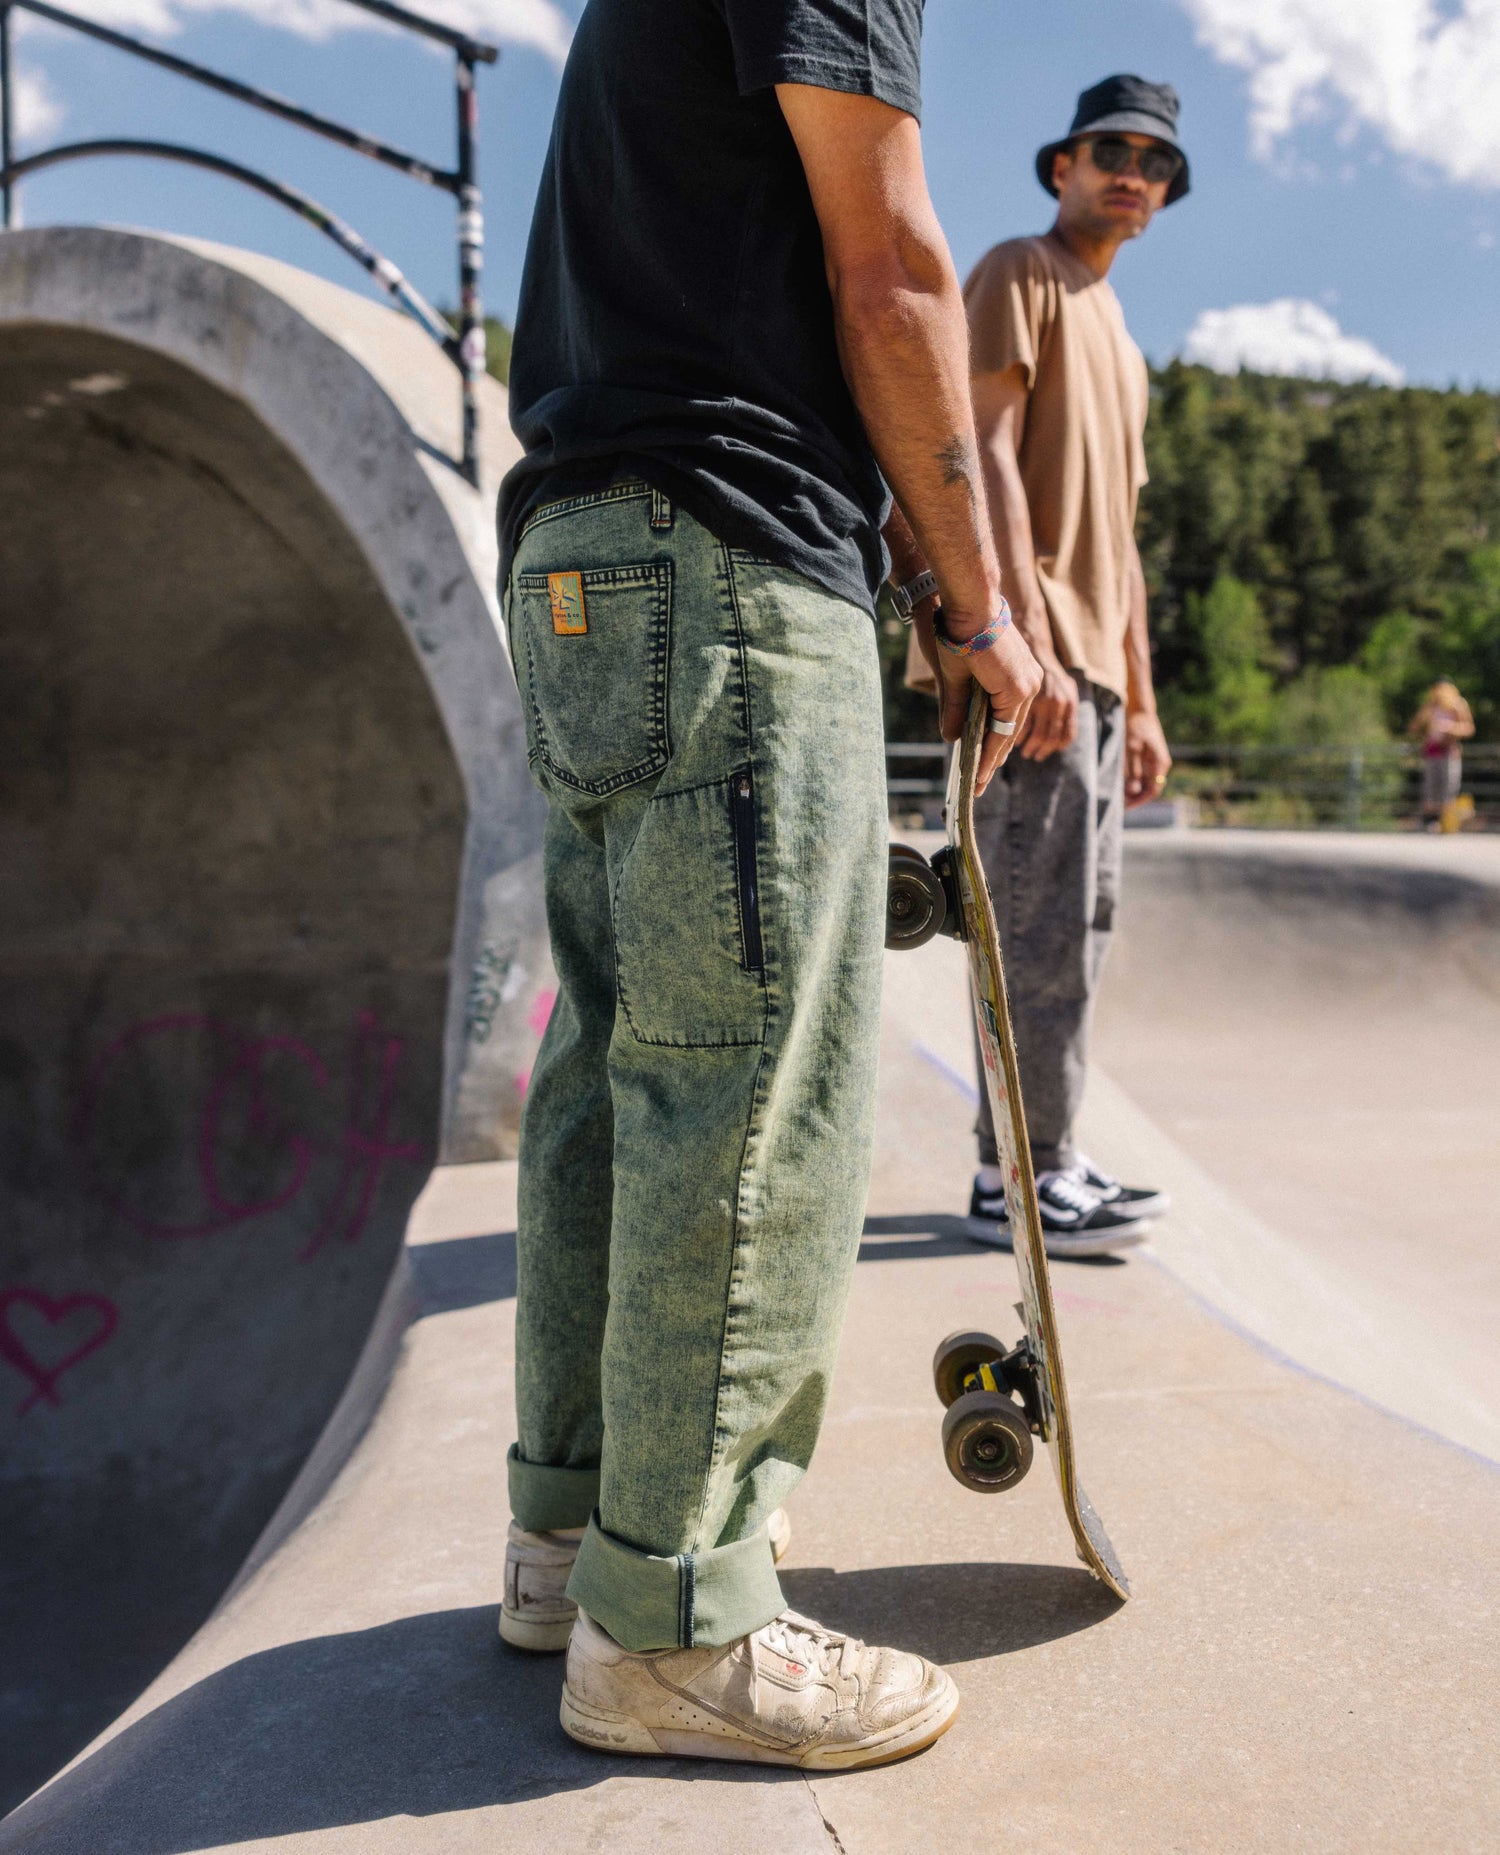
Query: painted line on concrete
[{"left": 912, "top": 1034, "right": 1500, "bottom": 1477}]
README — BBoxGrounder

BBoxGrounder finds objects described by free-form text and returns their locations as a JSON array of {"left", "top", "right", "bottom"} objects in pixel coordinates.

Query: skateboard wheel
[
  {"left": 941, "top": 1388, "right": 1033, "bottom": 1493},
  {"left": 932, "top": 1329, "right": 1006, "bottom": 1408},
  {"left": 886, "top": 844, "right": 947, "bottom": 950}
]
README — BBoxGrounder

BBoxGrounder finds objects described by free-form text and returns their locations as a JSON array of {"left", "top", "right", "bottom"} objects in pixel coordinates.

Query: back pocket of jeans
[
  {"left": 613, "top": 772, "right": 768, "bottom": 1049},
  {"left": 513, "top": 562, "right": 672, "bottom": 796}
]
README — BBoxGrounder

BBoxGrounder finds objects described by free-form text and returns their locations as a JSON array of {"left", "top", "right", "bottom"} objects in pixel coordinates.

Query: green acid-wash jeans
[{"left": 502, "top": 479, "right": 887, "bottom": 1651}]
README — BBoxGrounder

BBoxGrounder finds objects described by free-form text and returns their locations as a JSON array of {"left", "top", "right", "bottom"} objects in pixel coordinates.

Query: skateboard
[{"left": 886, "top": 685, "right": 1130, "bottom": 1601}]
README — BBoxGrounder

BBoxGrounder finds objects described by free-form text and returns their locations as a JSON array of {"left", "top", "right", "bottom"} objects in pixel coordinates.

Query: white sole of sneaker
[
  {"left": 559, "top": 1679, "right": 959, "bottom": 1770},
  {"left": 499, "top": 1609, "right": 576, "bottom": 1653},
  {"left": 962, "top": 1215, "right": 1153, "bottom": 1259}
]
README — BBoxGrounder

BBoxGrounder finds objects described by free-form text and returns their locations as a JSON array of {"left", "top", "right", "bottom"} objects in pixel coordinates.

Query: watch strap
[{"left": 887, "top": 570, "right": 939, "bottom": 622}]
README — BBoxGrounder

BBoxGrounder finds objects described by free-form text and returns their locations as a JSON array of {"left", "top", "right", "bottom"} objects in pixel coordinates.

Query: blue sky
[{"left": 9, "top": 0, "right": 1499, "bottom": 388}]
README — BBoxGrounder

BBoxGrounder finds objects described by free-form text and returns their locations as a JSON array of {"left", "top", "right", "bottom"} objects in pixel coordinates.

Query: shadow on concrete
[
  {"left": 860, "top": 1214, "right": 1128, "bottom": 1268},
  {"left": 408, "top": 1229, "right": 518, "bottom": 1315},
  {"left": 0, "top": 1606, "right": 805, "bottom": 1852},
  {"left": 780, "top": 1560, "right": 1119, "bottom": 1666}
]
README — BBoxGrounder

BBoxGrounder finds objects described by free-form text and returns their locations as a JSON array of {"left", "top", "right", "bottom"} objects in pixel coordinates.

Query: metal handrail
[
  {"left": 885, "top": 739, "right": 1500, "bottom": 831},
  {"left": 0, "top": 0, "right": 496, "bottom": 481}
]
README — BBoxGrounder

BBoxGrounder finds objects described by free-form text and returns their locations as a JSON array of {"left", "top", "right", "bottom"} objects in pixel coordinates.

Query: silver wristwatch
[{"left": 878, "top": 570, "right": 939, "bottom": 625}]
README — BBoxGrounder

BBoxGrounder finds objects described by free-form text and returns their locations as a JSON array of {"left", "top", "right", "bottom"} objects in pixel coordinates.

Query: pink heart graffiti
[{"left": 0, "top": 1287, "right": 121, "bottom": 1417}]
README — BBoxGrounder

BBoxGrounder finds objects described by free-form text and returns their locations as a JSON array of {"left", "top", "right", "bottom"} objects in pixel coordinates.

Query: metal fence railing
[
  {"left": 886, "top": 741, "right": 1500, "bottom": 832},
  {"left": 0, "top": 0, "right": 496, "bottom": 481}
]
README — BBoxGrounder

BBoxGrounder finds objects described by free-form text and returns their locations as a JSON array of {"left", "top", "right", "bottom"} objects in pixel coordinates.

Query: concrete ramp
[
  {"left": 1095, "top": 833, "right": 1500, "bottom": 1461},
  {"left": 0, "top": 229, "right": 549, "bottom": 1811}
]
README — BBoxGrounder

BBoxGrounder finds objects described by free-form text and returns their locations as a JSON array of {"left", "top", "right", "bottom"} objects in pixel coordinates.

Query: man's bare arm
[
  {"left": 971, "top": 365, "right": 1080, "bottom": 762},
  {"left": 1122, "top": 543, "right": 1172, "bottom": 807},
  {"left": 777, "top": 84, "right": 1040, "bottom": 778}
]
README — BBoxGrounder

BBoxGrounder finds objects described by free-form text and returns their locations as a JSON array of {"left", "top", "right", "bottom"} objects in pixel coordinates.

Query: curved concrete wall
[{"left": 0, "top": 229, "right": 548, "bottom": 1808}]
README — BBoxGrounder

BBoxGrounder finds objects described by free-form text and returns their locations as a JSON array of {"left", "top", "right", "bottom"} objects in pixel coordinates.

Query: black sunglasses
[{"left": 1080, "top": 136, "right": 1183, "bottom": 185}]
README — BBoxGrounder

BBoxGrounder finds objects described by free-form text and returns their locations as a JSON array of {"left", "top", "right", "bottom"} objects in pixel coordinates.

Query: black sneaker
[
  {"left": 1069, "top": 1154, "right": 1170, "bottom": 1222},
  {"left": 964, "top": 1171, "right": 1151, "bottom": 1258}
]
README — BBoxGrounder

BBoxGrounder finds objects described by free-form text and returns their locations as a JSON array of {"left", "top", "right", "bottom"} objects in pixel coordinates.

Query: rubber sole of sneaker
[
  {"left": 961, "top": 1214, "right": 1153, "bottom": 1259},
  {"left": 500, "top": 1511, "right": 793, "bottom": 1655},
  {"left": 499, "top": 1609, "right": 576, "bottom": 1653},
  {"left": 559, "top": 1680, "right": 959, "bottom": 1770},
  {"left": 1101, "top": 1190, "right": 1171, "bottom": 1220}
]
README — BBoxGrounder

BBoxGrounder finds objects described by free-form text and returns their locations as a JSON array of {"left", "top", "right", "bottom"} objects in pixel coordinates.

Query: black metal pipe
[
  {"left": 1, "top": 5, "right": 14, "bottom": 230},
  {"left": 10, "top": 0, "right": 459, "bottom": 191},
  {"left": 0, "top": 140, "right": 464, "bottom": 368},
  {"left": 453, "top": 50, "right": 485, "bottom": 485}
]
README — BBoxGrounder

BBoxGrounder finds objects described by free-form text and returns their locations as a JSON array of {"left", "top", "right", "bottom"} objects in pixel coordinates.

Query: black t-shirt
[{"left": 498, "top": 0, "right": 925, "bottom": 615}]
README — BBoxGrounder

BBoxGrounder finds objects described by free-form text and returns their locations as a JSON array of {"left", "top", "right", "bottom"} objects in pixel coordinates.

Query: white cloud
[
  {"left": 63, "top": 0, "right": 572, "bottom": 64},
  {"left": 1178, "top": 0, "right": 1500, "bottom": 188},
  {"left": 13, "top": 68, "right": 64, "bottom": 140},
  {"left": 1182, "top": 300, "right": 1406, "bottom": 385}
]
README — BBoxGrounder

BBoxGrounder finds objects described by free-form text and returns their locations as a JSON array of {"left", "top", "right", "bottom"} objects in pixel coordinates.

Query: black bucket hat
[{"left": 1036, "top": 74, "right": 1190, "bottom": 206}]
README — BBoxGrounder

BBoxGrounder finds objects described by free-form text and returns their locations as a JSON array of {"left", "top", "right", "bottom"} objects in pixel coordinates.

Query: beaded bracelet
[{"left": 933, "top": 598, "right": 1013, "bottom": 658}]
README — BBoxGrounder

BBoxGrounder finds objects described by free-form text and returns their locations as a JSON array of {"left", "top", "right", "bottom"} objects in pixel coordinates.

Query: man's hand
[
  {"left": 914, "top": 604, "right": 1043, "bottom": 792},
  {"left": 1018, "top": 653, "right": 1080, "bottom": 761},
  {"left": 1124, "top": 706, "right": 1172, "bottom": 808}
]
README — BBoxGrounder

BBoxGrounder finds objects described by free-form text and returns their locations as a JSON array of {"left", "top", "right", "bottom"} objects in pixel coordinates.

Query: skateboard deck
[{"left": 892, "top": 686, "right": 1129, "bottom": 1601}]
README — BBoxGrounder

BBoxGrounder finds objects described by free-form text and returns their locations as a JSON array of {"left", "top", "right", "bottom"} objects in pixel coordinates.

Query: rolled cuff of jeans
[
  {"left": 566, "top": 1511, "right": 784, "bottom": 1652},
  {"left": 507, "top": 1444, "right": 600, "bottom": 1532}
]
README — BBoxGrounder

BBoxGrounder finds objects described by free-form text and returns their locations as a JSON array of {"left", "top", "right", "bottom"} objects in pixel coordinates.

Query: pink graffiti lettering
[
  {"left": 76, "top": 1010, "right": 422, "bottom": 1255},
  {"left": 0, "top": 1288, "right": 121, "bottom": 1417},
  {"left": 528, "top": 988, "right": 557, "bottom": 1037},
  {"left": 301, "top": 1011, "right": 423, "bottom": 1261}
]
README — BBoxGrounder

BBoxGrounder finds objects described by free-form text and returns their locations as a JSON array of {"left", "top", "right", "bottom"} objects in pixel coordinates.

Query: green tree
[
  {"left": 1430, "top": 547, "right": 1500, "bottom": 738},
  {"left": 1162, "top": 573, "right": 1275, "bottom": 743},
  {"left": 1270, "top": 665, "right": 1391, "bottom": 747}
]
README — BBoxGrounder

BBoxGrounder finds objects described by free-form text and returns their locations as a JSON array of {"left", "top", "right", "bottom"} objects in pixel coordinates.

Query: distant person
[
  {"left": 909, "top": 75, "right": 1182, "bottom": 1256},
  {"left": 1410, "top": 680, "right": 1474, "bottom": 830},
  {"left": 496, "top": 0, "right": 1040, "bottom": 1769}
]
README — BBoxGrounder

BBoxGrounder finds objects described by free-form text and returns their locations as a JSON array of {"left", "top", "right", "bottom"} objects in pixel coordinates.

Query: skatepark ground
[{"left": 6, "top": 830, "right": 1497, "bottom": 1855}]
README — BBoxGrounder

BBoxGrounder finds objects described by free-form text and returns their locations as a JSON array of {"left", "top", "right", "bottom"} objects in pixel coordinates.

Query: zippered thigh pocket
[
  {"left": 613, "top": 768, "right": 768, "bottom": 1049},
  {"left": 729, "top": 769, "right": 764, "bottom": 972}
]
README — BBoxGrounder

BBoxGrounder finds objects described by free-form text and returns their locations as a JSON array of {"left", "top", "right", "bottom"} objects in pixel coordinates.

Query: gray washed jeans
[
  {"left": 502, "top": 481, "right": 887, "bottom": 1652},
  {"left": 973, "top": 675, "right": 1124, "bottom": 1175}
]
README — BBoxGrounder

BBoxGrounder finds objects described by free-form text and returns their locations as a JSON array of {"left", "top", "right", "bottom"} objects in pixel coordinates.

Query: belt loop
[{"left": 650, "top": 487, "right": 674, "bottom": 532}]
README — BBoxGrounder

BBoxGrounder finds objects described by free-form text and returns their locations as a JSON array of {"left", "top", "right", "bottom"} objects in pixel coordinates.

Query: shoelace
[
  {"left": 760, "top": 1610, "right": 861, "bottom": 1682},
  {"left": 1070, "top": 1152, "right": 1119, "bottom": 1194},
  {"left": 1038, "top": 1170, "right": 1101, "bottom": 1214}
]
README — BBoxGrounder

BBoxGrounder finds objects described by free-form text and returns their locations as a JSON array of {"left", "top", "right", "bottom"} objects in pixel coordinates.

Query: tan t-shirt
[{"left": 963, "top": 232, "right": 1149, "bottom": 700}]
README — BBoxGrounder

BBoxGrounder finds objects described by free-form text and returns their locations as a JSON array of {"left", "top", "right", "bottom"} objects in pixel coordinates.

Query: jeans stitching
[
  {"left": 516, "top": 479, "right": 650, "bottom": 542},
  {"left": 518, "top": 560, "right": 673, "bottom": 799},
  {"left": 680, "top": 1553, "right": 696, "bottom": 1648},
  {"left": 609, "top": 777, "right": 767, "bottom": 1049},
  {"left": 694, "top": 548, "right": 771, "bottom": 1541}
]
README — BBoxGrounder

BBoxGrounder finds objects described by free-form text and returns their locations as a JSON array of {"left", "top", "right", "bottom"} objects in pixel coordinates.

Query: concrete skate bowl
[
  {"left": 1096, "top": 833, "right": 1500, "bottom": 1459},
  {"left": 0, "top": 228, "right": 546, "bottom": 1812}
]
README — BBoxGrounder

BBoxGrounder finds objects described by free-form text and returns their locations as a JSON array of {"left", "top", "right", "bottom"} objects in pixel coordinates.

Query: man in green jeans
[{"left": 495, "top": 0, "right": 1040, "bottom": 1769}]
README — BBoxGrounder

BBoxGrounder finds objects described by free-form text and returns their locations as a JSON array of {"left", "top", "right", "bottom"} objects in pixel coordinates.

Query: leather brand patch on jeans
[{"left": 547, "top": 570, "right": 588, "bottom": 634}]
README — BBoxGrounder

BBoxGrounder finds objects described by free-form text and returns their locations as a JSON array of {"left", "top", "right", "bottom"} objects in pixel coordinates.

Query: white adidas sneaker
[{"left": 560, "top": 1606, "right": 958, "bottom": 1770}]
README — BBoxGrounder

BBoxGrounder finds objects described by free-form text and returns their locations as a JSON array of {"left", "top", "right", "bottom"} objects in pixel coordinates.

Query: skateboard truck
[
  {"left": 886, "top": 843, "right": 965, "bottom": 950},
  {"left": 931, "top": 1327, "right": 1039, "bottom": 1494}
]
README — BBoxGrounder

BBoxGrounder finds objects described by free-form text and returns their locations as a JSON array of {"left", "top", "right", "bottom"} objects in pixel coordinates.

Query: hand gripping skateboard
[{"left": 886, "top": 686, "right": 1130, "bottom": 1601}]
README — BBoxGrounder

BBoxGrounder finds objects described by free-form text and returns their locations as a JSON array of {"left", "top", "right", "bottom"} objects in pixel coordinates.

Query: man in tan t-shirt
[{"left": 910, "top": 75, "right": 1183, "bottom": 1254}]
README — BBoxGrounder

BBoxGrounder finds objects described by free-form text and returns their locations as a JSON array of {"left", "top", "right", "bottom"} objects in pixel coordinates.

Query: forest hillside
[{"left": 886, "top": 365, "right": 1500, "bottom": 745}]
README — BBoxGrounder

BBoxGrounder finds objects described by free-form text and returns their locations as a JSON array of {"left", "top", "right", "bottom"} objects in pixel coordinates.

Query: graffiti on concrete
[
  {"left": 74, "top": 1008, "right": 423, "bottom": 1257},
  {"left": 514, "top": 987, "right": 557, "bottom": 1099},
  {"left": 1, "top": 1009, "right": 426, "bottom": 1418},
  {"left": 466, "top": 945, "right": 524, "bottom": 1046},
  {"left": 0, "top": 1288, "right": 121, "bottom": 1418}
]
